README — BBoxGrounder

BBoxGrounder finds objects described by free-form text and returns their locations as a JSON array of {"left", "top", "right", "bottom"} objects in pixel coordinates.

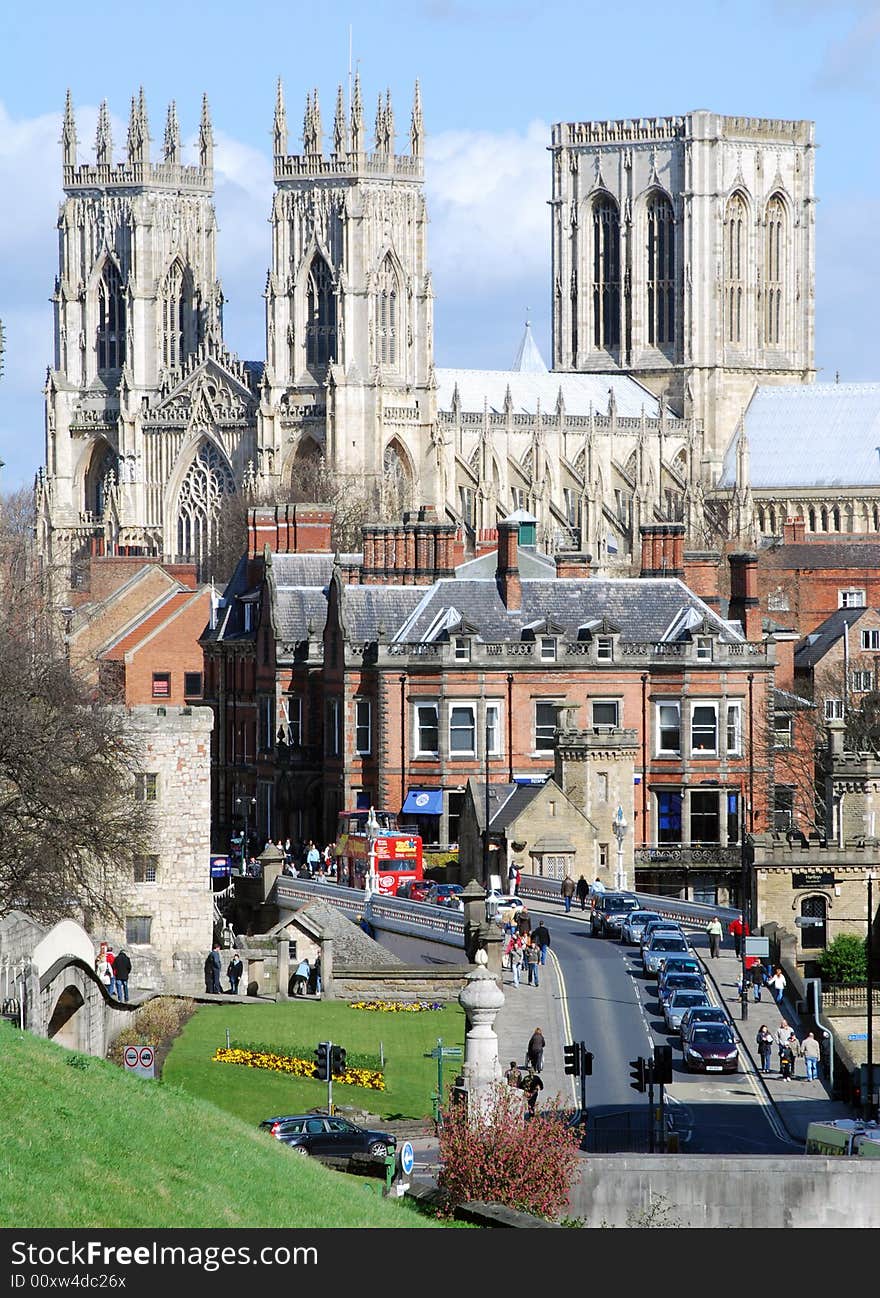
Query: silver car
[
  {"left": 663, "top": 988, "right": 711, "bottom": 1032},
  {"left": 620, "top": 910, "right": 663, "bottom": 945},
  {"left": 643, "top": 931, "right": 690, "bottom": 976}
]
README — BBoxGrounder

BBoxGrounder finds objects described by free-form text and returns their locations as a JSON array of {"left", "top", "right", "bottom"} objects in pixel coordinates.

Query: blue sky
[{"left": 1, "top": 0, "right": 878, "bottom": 488}]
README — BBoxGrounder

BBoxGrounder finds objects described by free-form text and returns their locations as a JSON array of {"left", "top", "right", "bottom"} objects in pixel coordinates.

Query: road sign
[
  {"left": 123, "top": 1046, "right": 139, "bottom": 1069},
  {"left": 848, "top": 1032, "right": 869, "bottom": 1041},
  {"left": 744, "top": 936, "right": 770, "bottom": 957},
  {"left": 138, "top": 1046, "right": 154, "bottom": 1069},
  {"left": 123, "top": 1044, "right": 156, "bottom": 1079},
  {"left": 399, "top": 1141, "right": 415, "bottom": 1177}
]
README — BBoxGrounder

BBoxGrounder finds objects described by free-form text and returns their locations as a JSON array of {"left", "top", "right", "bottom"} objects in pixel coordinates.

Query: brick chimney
[
  {"left": 496, "top": 519, "right": 521, "bottom": 610},
  {"left": 782, "top": 516, "right": 806, "bottom": 546},
  {"left": 247, "top": 503, "right": 333, "bottom": 558},
  {"left": 360, "top": 511, "right": 457, "bottom": 585},
  {"left": 683, "top": 551, "right": 722, "bottom": 609},
  {"left": 728, "top": 552, "right": 762, "bottom": 642},
  {"left": 639, "top": 524, "right": 685, "bottom": 579},
  {"left": 554, "top": 553, "right": 592, "bottom": 579}
]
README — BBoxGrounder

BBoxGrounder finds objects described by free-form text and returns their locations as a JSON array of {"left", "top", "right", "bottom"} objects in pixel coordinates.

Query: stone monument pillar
[
  {"left": 462, "top": 877, "right": 487, "bottom": 962},
  {"left": 276, "top": 936, "right": 289, "bottom": 1001},
  {"left": 457, "top": 950, "right": 504, "bottom": 1118}
]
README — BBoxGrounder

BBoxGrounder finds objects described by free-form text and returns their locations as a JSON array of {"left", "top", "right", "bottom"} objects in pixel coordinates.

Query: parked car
[
  {"left": 682, "top": 1024, "right": 740, "bottom": 1074},
  {"left": 663, "top": 989, "right": 712, "bottom": 1032},
  {"left": 485, "top": 890, "right": 525, "bottom": 921},
  {"left": 259, "top": 1114, "right": 396, "bottom": 1159},
  {"left": 619, "top": 910, "right": 663, "bottom": 945},
  {"left": 590, "top": 892, "right": 641, "bottom": 937},
  {"left": 639, "top": 919, "right": 683, "bottom": 955},
  {"left": 657, "top": 971, "right": 707, "bottom": 1008},
  {"left": 643, "top": 931, "right": 691, "bottom": 976},
  {"left": 396, "top": 878, "right": 433, "bottom": 903},
  {"left": 424, "top": 882, "right": 465, "bottom": 909},
  {"left": 679, "top": 1005, "right": 732, "bottom": 1043}
]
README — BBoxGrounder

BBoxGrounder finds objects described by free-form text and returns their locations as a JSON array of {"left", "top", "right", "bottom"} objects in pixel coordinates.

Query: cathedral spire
[
  {"left": 163, "top": 101, "right": 180, "bottom": 164},
  {"left": 333, "top": 83, "right": 346, "bottom": 155},
  {"left": 385, "top": 87, "right": 394, "bottom": 154},
  {"left": 311, "top": 87, "right": 322, "bottom": 155},
  {"left": 95, "top": 100, "right": 112, "bottom": 166},
  {"left": 273, "top": 78, "right": 288, "bottom": 156},
  {"left": 126, "top": 95, "right": 142, "bottom": 164},
  {"left": 410, "top": 80, "right": 423, "bottom": 157},
  {"left": 351, "top": 70, "right": 364, "bottom": 152},
  {"left": 62, "top": 89, "right": 77, "bottom": 169},
  {"left": 374, "top": 93, "right": 386, "bottom": 153},
  {"left": 138, "top": 86, "right": 151, "bottom": 156},
  {"left": 199, "top": 94, "right": 214, "bottom": 170}
]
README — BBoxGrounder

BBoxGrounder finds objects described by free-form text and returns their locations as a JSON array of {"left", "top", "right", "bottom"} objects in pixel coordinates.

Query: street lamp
[
  {"left": 740, "top": 828, "right": 755, "bottom": 1023},
  {"left": 235, "top": 795, "right": 256, "bottom": 872},
  {"left": 365, "top": 807, "right": 381, "bottom": 898},
  {"left": 612, "top": 805, "right": 627, "bottom": 891},
  {"left": 866, "top": 870, "right": 876, "bottom": 1121}
]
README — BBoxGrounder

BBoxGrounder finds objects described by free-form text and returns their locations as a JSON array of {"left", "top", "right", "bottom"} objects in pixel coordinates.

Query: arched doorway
[{"left": 47, "top": 984, "right": 86, "bottom": 1050}]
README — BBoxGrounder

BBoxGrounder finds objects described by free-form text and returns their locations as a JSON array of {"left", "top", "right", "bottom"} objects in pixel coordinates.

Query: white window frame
[
  {"left": 326, "top": 698, "right": 341, "bottom": 757},
  {"left": 534, "top": 700, "right": 560, "bottom": 754},
  {"left": 598, "top": 843, "right": 609, "bottom": 869},
  {"left": 540, "top": 636, "right": 557, "bottom": 662},
  {"left": 591, "top": 699, "right": 620, "bottom": 730},
  {"left": 135, "top": 772, "right": 159, "bottom": 802},
  {"left": 726, "top": 701, "right": 743, "bottom": 755},
  {"left": 839, "top": 588, "right": 866, "bottom": 609},
  {"left": 695, "top": 635, "right": 713, "bottom": 661},
  {"left": 355, "top": 697, "right": 371, "bottom": 755},
  {"left": 656, "top": 701, "right": 681, "bottom": 755},
  {"left": 133, "top": 856, "right": 158, "bottom": 884},
  {"left": 824, "top": 698, "right": 844, "bottom": 721},
  {"left": 282, "top": 696, "right": 302, "bottom": 747},
  {"left": 243, "top": 602, "right": 253, "bottom": 632},
  {"left": 861, "top": 630, "right": 880, "bottom": 651},
  {"left": 453, "top": 636, "right": 471, "bottom": 662},
  {"left": 774, "top": 714, "right": 793, "bottom": 748},
  {"left": 596, "top": 636, "right": 613, "bottom": 661},
  {"left": 852, "top": 670, "right": 873, "bottom": 693},
  {"left": 691, "top": 702, "right": 718, "bottom": 756},
  {"left": 485, "top": 702, "right": 502, "bottom": 756},
  {"left": 414, "top": 702, "right": 439, "bottom": 757},
  {"left": 449, "top": 702, "right": 477, "bottom": 756}
]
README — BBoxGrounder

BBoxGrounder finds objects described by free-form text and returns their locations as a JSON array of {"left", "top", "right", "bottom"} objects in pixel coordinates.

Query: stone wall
[{"left": 331, "top": 967, "right": 469, "bottom": 1002}]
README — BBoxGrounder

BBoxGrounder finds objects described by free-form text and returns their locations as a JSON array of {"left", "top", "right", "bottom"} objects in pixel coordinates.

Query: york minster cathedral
[{"left": 37, "top": 78, "right": 880, "bottom": 590}]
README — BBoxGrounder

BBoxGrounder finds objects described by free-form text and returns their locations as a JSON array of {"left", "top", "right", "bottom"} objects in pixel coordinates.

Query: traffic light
[
  {"left": 629, "top": 1056, "right": 647, "bottom": 1092},
  {"left": 315, "top": 1041, "right": 330, "bottom": 1081},
  {"left": 581, "top": 1049, "right": 594, "bottom": 1077},
  {"left": 653, "top": 1044, "right": 673, "bottom": 1084},
  {"left": 563, "top": 1042, "right": 582, "bottom": 1076},
  {"left": 330, "top": 1045, "right": 347, "bottom": 1075}
]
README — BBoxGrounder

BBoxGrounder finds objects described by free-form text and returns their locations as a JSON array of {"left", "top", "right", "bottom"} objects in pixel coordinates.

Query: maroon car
[{"left": 682, "top": 1024, "right": 739, "bottom": 1074}]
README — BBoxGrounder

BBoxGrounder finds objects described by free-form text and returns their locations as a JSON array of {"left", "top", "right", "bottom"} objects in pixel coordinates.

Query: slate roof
[
  {"left": 435, "top": 368, "right": 661, "bottom": 419},
  {"left": 454, "top": 546, "right": 556, "bottom": 581},
  {"left": 271, "top": 553, "right": 335, "bottom": 588},
  {"left": 718, "top": 383, "right": 880, "bottom": 489},
  {"left": 761, "top": 541, "right": 880, "bottom": 571},
  {"left": 292, "top": 898, "right": 404, "bottom": 969},
  {"left": 390, "top": 576, "right": 742, "bottom": 646},
  {"left": 512, "top": 321, "right": 548, "bottom": 373},
  {"left": 794, "top": 607, "right": 871, "bottom": 670},
  {"left": 339, "top": 586, "right": 427, "bottom": 642}
]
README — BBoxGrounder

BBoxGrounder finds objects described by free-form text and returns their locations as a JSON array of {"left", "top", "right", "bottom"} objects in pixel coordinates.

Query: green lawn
[
  {"left": 0, "top": 1022, "right": 444, "bottom": 1229},
  {"left": 162, "top": 1000, "right": 467, "bottom": 1125}
]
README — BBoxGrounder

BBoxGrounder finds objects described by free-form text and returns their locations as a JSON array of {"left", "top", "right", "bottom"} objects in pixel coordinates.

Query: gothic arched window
[
  {"left": 375, "top": 256, "right": 399, "bottom": 368},
  {"left": 764, "top": 195, "right": 786, "bottom": 346},
  {"left": 162, "top": 261, "right": 192, "bottom": 370},
  {"left": 808, "top": 507, "right": 817, "bottom": 532},
  {"left": 176, "top": 440, "right": 235, "bottom": 571},
  {"left": 646, "top": 192, "right": 675, "bottom": 347},
  {"left": 85, "top": 442, "right": 118, "bottom": 517},
  {"left": 97, "top": 261, "right": 125, "bottom": 371},
  {"left": 305, "top": 255, "right": 337, "bottom": 371},
  {"left": 724, "top": 194, "right": 748, "bottom": 345},
  {"left": 592, "top": 196, "right": 620, "bottom": 351},
  {"left": 383, "top": 440, "right": 412, "bottom": 514}
]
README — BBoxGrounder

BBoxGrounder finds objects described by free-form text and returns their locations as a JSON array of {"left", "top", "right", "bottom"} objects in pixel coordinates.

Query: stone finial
[
  {"left": 311, "top": 87, "right": 322, "bottom": 155},
  {"left": 199, "top": 94, "right": 214, "bottom": 170},
  {"left": 62, "top": 88, "right": 78, "bottom": 169},
  {"left": 95, "top": 100, "right": 112, "bottom": 166},
  {"left": 163, "top": 101, "right": 180, "bottom": 164},
  {"left": 410, "top": 79, "right": 423, "bottom": 157},
  {"left": 385, "top": 87, "right": 394, "bottom": 153},
  {"left": 351, "top": 70, "right": 364, "bottom": 152},
  {"left": 374, "top": 92, "right": 385, "bottom": 152},
  {"left": 333, "top": 83, "right": 346, "bottom": 155},
  {"left": 273, "top": 77, "right": 288, "bottom": 156}
]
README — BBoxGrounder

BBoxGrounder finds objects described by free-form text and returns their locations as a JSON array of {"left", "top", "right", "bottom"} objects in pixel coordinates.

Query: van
[{"left": 804, "top": 1119, "right": 880, "bottom": 1156}]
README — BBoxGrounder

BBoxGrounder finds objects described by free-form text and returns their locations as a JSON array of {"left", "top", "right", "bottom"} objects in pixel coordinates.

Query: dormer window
[
  {"left": 454, "top": 637, "right": 471, "bottom": 662},
  {"left": 696, "top": 636, "right": 713, "bottom": 661},
  {"left": 243, "top": 604, "right": 253, "bottom": 633},
  {"left": 540, "top": 636, "right": 557, "bottom": 662},
  {"left": 596, "top": 636, "right": 613, "bottom": 661}
]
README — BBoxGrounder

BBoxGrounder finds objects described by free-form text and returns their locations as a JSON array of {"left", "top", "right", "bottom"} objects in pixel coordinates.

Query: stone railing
[{"left": 635, "top": 844, "right": 742, "bottom": 867}]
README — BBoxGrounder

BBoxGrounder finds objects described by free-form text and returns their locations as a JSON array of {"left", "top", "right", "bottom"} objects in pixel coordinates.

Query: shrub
[
  {"left": 436, "top": 1082, "right": 580, "bottom": 1220},
  {"left": 817, "top": 934, "right": 867, "bottom": 985},
  {"left": 107, "top": 997, "right": 196, "bottom": 1064}
]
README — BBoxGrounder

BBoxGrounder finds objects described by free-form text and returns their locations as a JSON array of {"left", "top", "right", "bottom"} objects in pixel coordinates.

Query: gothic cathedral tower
[
  {"left": 258, "top": 76, "right": 436, "bottom": 511},
  {"left": 39, "top": 90, "right": 258, "bottom": 589},
  {"left": 550, "top": 111, "right": 815, "bottom": 475}
]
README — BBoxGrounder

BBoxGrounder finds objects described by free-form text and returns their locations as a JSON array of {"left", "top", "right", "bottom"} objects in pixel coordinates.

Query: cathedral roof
[
  {"left": 511, "top": 321, "right": 548, "bottom": 373},
  {"left": 718, "top": 383, "right": 880, "bottom": 490},
  {"left": 435, "top": 368, "right": 661, "bottom": 419}
]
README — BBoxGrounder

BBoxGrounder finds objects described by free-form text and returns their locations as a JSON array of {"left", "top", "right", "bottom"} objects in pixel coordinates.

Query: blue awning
[{"left": 402, "top": 789, "right": 443, "bottom": 815}]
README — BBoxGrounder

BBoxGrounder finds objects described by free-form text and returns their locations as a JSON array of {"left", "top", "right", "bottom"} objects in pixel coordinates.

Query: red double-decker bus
[{"left": 335, "top": 809, "right": 423, "bottom": 897}]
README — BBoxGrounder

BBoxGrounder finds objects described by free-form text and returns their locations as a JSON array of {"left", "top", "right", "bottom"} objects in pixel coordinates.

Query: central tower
[{"left": 259, "top": 76, "right": 436, "bottom": 509}]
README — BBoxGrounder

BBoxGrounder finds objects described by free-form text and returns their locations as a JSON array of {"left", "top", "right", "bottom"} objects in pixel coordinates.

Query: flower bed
[
  {"left": 212, "top": 1046, "right": 385, "bottom": 1090},
  {"left": 351, "top": 1000, "right": 443, "bottom": 1013}
]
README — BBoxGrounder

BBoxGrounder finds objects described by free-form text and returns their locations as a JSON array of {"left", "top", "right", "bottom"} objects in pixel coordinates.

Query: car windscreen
[
  {"left": 664, "top": 975, "right": 703, "bottom": 989},
  {"left": 692, "top": 1028, "right": 734, "bottom": 1044},
  {"left": 663, "top": 960, "right": 699, "bottom": 972},
  {"left": 673, "top": 992, "right": 709, "bottom": 1006},
  {"left": 652, "top": 937, "right": 688, "bottom": 950}
]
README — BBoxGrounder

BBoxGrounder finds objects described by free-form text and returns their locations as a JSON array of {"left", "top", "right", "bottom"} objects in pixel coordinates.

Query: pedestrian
[
  {"left": 526, "top": 1026, "right": 546, "bottom": 1074},
  {"left": 521, "top": 1069, "right": 544, "bottom": 1117},
  {"left": 590, "top": 876, "right": 606, "bottom": 897},
  {"left": 749, "top": 959, "right": 765, "bottom": 1002},
  {"left": 706, "top": 915, "right": 723, "bottom": 958},
  {"left": 768, "top": 966, "right": 787, "bottom": 1005},
  {"left": 532, "top": 920, "right": 551, "bottom": 965},
  {"left": 576, "top": 875, "right": 589, "bottom": 910},
  {"left": 227, "top": 952, "right": 243, "bottom": 994},
  {"left": 205, "top": 943, "right": 222, "bottom": 994},
  {"left": 306, "top": 841, "right": 321, "bottom": 874},
  {"left": 95, "top": 946, "right": 113, "bottom": 993},
  {"left": 506, "top": 932, "right": 524, "bottom": 987},
  {"left": 516, "top": 908, "right": 532, "bottom": 939},
  {"left": 356, "top": 913, "right": 374, "bottom": 938},
  {"left": 104, "top": 946, "right": 117, "bottom": 997},
  {"left": 525, "top": 937, "right": 540, "bottom": 987},
  {"left": 775, "top": 1020, "right": 791, "bottom": 1073},
  {"left": 561, "top": 872, "right": 576, "bottom": 913},
  {"left": 508, "top": 864, "right": 520, "bottom": 894},
  {"left": 293, "top": 957, "right": 311, "bottom": 996},
  {"left": 728, "top": 914, "right": 747, "bottom": 959},
  {"left": 113, "top": 948, "right": 132, "bottom": 1002},
  {"left": 756, "top": 1024, "right": 774, "bottom": 1073},
  {"left": 779, "top": 1037, "right": 795, "bottom": 1081},
  {"left": 309, "top": 954, "right": 322, "bottom": 995},
  {"left": 504, "top": 1060, "right": 522, "bottom": 1087},
  {"left": 801, "top": 1031, "right": 821, "bottom": 1081},
  {"left": 786, "top": 1030, "right": 802, "bottom": 1080}
]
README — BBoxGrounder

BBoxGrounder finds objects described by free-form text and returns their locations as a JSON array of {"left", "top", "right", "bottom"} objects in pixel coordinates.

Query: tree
[
  {"left": 817, "top": 933, "right": 867, "bottom": 986},
  {"left": 436, "top": 1081, "right": 581, "bottom": 1220}
]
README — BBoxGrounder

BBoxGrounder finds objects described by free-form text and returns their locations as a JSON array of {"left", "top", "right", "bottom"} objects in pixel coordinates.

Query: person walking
[
  {"left": 576, "top": 875, "right": 589, "bottom": 910},
  {"left": 779, "top": 1036, "right": 795, "bottom": 1081},
  {"left": 306, "top": 841, "right": 321, "bottom": 874},
  {"left": 756, "top": 1024, "right": 774, "bottom": 1074},
  {"left": 728, "top": 914, "right": 747, "bottom": 958},
  {"left": 525, "top": 937, "right": 540, "bottom": 987},
  {"left": 504, "top": 1060, "right": 522, "bottom": 1088},
  {"left": 775, "top": 1020, "right": 792, "bottom": 1074},
  {"left": 104, "top": 946, "right": 118, "bottom": 998},
  {"left": 561, "top": 873, "right": 576, "bottom": 913},
  {"left": 590, "top": 877, "right": 606, "bottom": 897},
  {"left": 205, "top": 943, "right": 222, "bottom": 994},
  {"left": 516, "top": 908, "right": 532, "bottom": 940},
  {"left": 112, "top": 949, "right": 132, "bottom": 1002},
  {"left": 768, "top": 966, "right": 787, "bottom": 1005},
  {"left": 532, "top": 921, "right": 551, "bottom": 966},
  {"left": 786, "top": 1030, "right": 802, "bottom": 1080},
  {"left": 507, "top": 932, "right": 524, "bottom": 987},
  {"left": 227, "top": 952, "right": 243, "bottom": 995},
  {"left": 706, "top": 916, "right": 723, "bottom": 958},
  {"left": 801, "top": 1031, "right": 821, "bottom": 1081},
  {"left": 95, "top": 946, "right": 113, "bottom": 994},
  {"left": 309, "top": 954, "right": 322, "bottom": 995},
  {"left": 526, "top": 1026, "right": 546, "bottom": 1074},
  {"left": 521, "top": 1069, "right": 543, "bottom": 1118},
  {"left": 749, "top": 959, "right": 765, "bottom": 1002}
]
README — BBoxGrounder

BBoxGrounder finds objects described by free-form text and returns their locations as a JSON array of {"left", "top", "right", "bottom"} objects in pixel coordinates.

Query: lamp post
[
  {"left": 867, "top": 870, "right": 876, "bottom": 1121},
  {"left": 740, "top": 827, "right": 754, "bottom": 1023},
  {"left": 612, "top": 805, "right": 627, "bottom": 891},
  {"left": 365, "top": 807, "right": 381, "bottom": 898},
  {"left": 235, "top": 795, "right": 256, "bottom": 872},
  {"left": 483, "top": 716, "right": 491, "bottom": 889}
]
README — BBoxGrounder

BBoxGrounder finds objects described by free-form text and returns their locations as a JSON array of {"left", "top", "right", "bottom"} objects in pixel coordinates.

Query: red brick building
[{"left": 757, "top": 518, "right": 880, "bottom": 636}]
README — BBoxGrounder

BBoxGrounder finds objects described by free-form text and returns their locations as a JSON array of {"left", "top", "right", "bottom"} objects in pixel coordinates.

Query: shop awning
[{"left": 402, "top": 789, "right": 443, "bottom": 815}]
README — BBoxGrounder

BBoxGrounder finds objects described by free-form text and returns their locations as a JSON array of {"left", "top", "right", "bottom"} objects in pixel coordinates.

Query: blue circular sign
[{"left": 399, "top": 1140, "right": 415, "bottom": 1176}]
